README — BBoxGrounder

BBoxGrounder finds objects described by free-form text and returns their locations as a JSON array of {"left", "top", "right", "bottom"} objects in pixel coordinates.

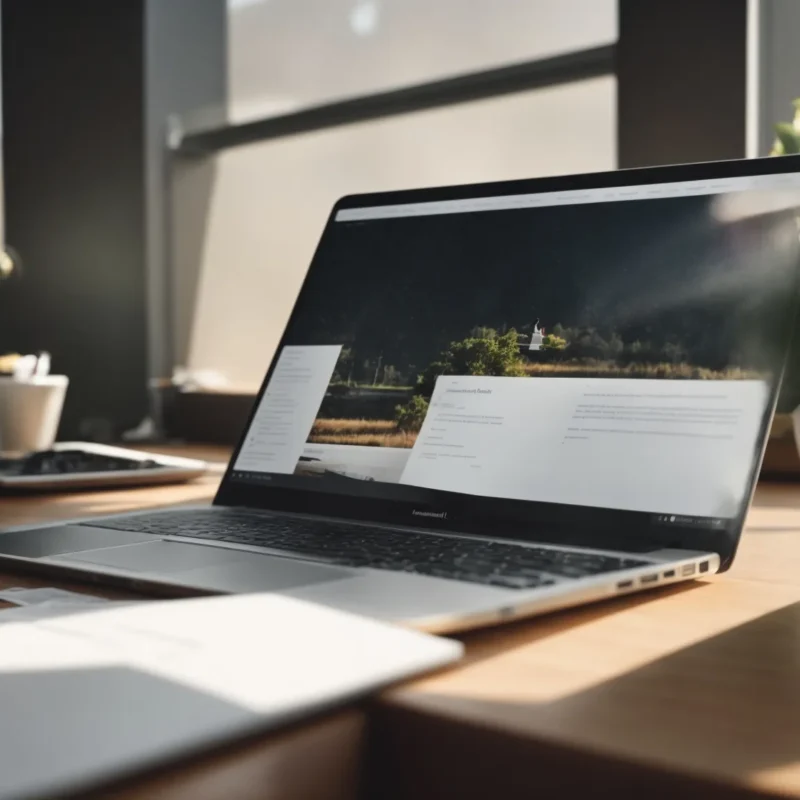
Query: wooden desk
[
  {"left": 0, "top": 447, "right": 367, "bottom": 800},
  {"left": 376, "top": 485, "right": 800, "bottom": 800},
  {"left": 3, "top": 449, "right": 800, "bottom": 799}
]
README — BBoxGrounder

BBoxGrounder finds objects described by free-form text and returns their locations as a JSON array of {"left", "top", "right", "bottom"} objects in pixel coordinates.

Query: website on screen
[{"left": 233, "top": 174, "right": 800, "bottom": 519}]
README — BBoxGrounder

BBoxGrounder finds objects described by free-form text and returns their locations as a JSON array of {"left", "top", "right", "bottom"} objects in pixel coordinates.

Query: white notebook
[{"left": 0, "top": 594, "right": 462, "bottom": 800}]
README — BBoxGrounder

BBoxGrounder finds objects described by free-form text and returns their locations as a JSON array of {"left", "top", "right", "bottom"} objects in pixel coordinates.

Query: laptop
[{"left": 2, "top": 156, "right": 800, "bottom": 634}]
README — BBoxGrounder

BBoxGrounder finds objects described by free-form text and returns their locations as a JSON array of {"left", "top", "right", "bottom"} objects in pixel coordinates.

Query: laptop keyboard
[{"left": 87, "top": 509, "right": 650, "bottom": 590}]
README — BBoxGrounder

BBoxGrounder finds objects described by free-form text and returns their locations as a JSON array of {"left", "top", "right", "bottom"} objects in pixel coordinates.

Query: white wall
[
  {"left": 227, "top": 0, "right": 617, "bottom": 120},
  {"left": 178, "top": 1, "right": 618, "bottom": 388}
]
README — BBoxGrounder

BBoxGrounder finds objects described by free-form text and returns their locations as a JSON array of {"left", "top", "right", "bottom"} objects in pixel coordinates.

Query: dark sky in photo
[{"left": 284, "top": 194, "right": 799, "bottom": 375}]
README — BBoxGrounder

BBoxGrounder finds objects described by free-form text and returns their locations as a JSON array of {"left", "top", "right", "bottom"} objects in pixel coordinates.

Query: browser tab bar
[{"left": 335, "top": 173, "right": 800, "bottom": 222}]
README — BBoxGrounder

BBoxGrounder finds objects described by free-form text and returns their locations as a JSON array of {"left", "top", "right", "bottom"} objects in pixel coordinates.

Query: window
[
  {"left": 184, "top": 76, "right": 616, "bottom": 386},
  {"left": 228, "top": 0, "right": 617, "bottom": 121}
]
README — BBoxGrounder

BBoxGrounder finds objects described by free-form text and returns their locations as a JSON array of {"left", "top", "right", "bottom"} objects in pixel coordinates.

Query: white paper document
[
  {"left": 0, "top": 593, "right": 461, "bottom": 800},
  {"left": 234, "top": 345, "right": 342, "bottom": 474},
  {"left": 400, "top": 375, "right": 769, "bottom": 517}
]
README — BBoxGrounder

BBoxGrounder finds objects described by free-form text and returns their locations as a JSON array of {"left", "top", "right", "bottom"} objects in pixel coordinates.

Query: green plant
[
  {"left": 395, "top": 395, "right": 430, "bottom": 431},
  {"left": 771, "top": 99, "right": 800, "bottom": 154},
  {"left": 770, "top": 99, "right": 800, "bottom": 413},
  {"left": 416, "top": 328, "right": 524, "bottom": 398},
  {"left": 542, "top": 333, "right": 567, "bottom": 350}
]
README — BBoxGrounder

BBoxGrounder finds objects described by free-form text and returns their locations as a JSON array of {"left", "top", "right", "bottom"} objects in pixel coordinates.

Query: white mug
[{"left": 0, "top": 375, "right": 69, "bottom": 454}]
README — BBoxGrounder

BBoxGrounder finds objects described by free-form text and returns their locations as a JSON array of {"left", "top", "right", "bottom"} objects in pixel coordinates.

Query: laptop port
[
  {"left": 681, "top": 564, "right": 696, "bottom": 577},
  {"left": 663, "top": 569, "right": 676, "bottom": 579},
  {"left": 699, "top": 560, "right": 710, "bottom": 574},
  {"left": 616, "top": 580, "right": 634, "bottom": 590},
  {"left": 640, "top": 574, "right": 658, "bottom": 584}
]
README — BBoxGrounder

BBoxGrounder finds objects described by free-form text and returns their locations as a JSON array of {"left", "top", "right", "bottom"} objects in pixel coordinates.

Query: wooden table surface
[{"left": 3, "top": 446, "right": 800, "bottom": 799}]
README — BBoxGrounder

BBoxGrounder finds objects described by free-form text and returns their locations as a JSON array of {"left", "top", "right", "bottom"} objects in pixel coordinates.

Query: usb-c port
[
  {"left": 663, "top": 569, "right": 676, "bottom": 579},
  {"left": 617, "top": 580, "right": 634, "bottom": 590}
]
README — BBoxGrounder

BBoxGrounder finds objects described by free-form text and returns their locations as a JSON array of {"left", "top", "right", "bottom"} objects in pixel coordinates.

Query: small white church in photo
[{"left": 528, "top": 318, "right": 545, "bottom": 351}]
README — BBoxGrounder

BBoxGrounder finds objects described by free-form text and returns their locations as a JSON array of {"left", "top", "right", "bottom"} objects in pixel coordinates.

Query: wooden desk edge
[{"left": 3, "top": 463, "right": 800, "bottom": 800}]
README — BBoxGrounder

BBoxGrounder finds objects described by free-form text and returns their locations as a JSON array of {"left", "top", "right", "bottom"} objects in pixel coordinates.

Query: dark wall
[
  {"left": 1, "top": 0, "right": 148, "bottom": 439},
  {"left": 613, "top": 2, "right": 800, "bottom": 412},
  {"left": 618, "top": 0, "right": 748, "bottom": 168}
]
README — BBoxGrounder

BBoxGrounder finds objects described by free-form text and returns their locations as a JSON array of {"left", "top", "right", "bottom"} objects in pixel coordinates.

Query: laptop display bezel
[{"left": 214, "top": 155, "right": 800, "bottom": 570}]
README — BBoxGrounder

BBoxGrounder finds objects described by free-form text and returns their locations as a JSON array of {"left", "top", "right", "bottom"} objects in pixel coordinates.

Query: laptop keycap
[{"left": 86, "top": 509, "right": 650, "bottom": 590}]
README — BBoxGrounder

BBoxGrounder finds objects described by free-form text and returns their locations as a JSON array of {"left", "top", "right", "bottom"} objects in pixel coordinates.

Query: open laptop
[{"left": 2, "top": 156, "right": 800, "bottom": 634}]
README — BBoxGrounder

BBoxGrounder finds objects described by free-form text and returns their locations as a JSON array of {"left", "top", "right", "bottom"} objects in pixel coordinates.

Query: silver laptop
[{"left": 3, "top": 156, "right": 799, "bottom": 634}]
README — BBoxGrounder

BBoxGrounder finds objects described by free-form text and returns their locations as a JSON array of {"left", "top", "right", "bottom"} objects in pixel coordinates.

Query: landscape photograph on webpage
[{"left": 289, "top": 189, "right": 798, "bottom": 484}]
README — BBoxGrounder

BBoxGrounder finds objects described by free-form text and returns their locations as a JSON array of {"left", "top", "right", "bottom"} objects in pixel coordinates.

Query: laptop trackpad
[{"left": 51, "top": 541, "right": 355, "bottom": 593}]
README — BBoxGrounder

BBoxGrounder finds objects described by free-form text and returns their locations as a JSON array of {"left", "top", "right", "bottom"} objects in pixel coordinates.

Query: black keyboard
[{"left": 87, "top": 509, "right": 650, "bottom": 590}]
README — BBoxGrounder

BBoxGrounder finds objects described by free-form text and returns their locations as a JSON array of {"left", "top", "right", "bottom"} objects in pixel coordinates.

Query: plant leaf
[{"left": 775, "top": 122, "right": 800, "bottom": 154}]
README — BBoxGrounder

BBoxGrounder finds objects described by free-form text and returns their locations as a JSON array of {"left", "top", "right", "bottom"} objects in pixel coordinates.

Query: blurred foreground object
[
  {"left": 0, "top": 247, "right": 21, "bottom": 283},
  {"left": 0, "top": 375, "right": 68, "bottom": 454},
  {"left": 0, "top": 593, "right": 461, "bottom": 800},
  {"left": 0, "top": 354, "right": 20, "bottom": 375}
]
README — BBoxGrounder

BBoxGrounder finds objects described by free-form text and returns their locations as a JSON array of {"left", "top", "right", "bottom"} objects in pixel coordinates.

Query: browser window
[{"left": 232, "top": 174, "right": 800, "bottom": 520}]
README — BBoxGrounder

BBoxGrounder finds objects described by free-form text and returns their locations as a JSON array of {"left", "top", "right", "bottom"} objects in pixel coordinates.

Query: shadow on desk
[{"left": 370, "top": 595, "right": 800, "bottom": 800}]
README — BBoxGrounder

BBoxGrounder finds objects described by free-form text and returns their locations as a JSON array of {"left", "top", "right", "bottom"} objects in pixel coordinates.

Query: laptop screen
[{"left": 228, "top": 168, "right": 800, "bottom": 534}]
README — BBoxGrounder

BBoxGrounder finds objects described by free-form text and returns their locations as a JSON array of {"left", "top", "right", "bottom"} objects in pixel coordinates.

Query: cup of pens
[{"left": 0, "top": 352, "right": 68, "bottom": 454}]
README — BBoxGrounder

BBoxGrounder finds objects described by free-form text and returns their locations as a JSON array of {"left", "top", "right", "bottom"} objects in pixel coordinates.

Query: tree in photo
[
  {"left": 395, "top": 395, "right": 430, "bottom": 431},
  {"left": 542, "top": 333, "right": 567, "bottom": 350},
  {"left": 332, "top": 347, "right": 355, "bottom": 384},
  {"left": 416, "top": 328, "right": 524, "bottom": 398}
]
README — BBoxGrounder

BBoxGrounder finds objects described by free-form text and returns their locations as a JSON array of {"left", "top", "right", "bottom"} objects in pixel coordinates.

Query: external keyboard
[{"left": 87, "top": 509, "right": 650, "bottom": 590}]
